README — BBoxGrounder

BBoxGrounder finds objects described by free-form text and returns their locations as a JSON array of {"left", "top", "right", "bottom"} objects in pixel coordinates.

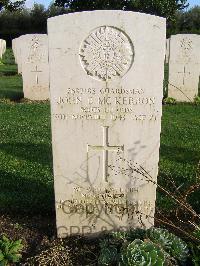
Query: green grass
[
  {"left": 0, "top": 102, "right": 54, "bottom": 216},
  {"left": 159, "top": 104, "right": 200, "bottom": 211},
  {"left": 0, "top": 102, "right": 199, "bottom": 217},
  {"left": 0, "top": 75, "right": 23, "bottom": 100},
  {"left": 0, "top": 64, "right": 18, "bottom": 75},
  {"left": 0, "top": 52, "right": 199, "bottom": 217}
]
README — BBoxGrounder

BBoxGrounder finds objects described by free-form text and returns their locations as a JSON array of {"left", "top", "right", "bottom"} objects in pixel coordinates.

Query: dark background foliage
[
  {"left": 54, "top": 0, "right": 188, "bottom": 21},
  {"left": 0, "top": 0, "right": 199, "bottom": 46},
  {"left": 0, "top": 0, "right": 25, "bottom": 12}
]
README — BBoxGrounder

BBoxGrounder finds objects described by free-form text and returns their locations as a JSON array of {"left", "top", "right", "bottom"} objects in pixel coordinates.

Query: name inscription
[{"left": 53, "top": 87, "right": 160, "bottom": 122}]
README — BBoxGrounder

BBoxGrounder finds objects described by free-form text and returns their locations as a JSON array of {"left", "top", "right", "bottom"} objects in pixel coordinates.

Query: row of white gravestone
[
  {"left": 166, "top": 34, "right": 200, "bottom": 102},
  {"left": 10, "top": 12, "right": 199, "bottom": 237},
  {"left": 12, "top": 34, "right": 49, "bottom": 100},
  {"left": 0, "top": 39, "right": 6, "bottom": 59},
  {"left": 12, "top": 32, "right": 199, "bottom": 103}
]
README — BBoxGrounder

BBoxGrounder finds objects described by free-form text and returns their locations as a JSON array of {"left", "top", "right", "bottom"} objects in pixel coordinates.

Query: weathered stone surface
[
  {"left": 0, "top": 39, "right": 6, "bottom": 59},
  {"left": 168, "top": 34, "right": 200, "bottom": 102},
  {"left": 21, "top": 34, "right": 49, "bottom": 100},
  {"left": 12, "top": 38, "right": 17, "bottom": 63},
  {"left": 2, "top": 40, "right": 6, "bottom": 56},
  {"left": 48, "top": 11, "right": 166, "bottom": 237},
  {"left": 0, "top": 39, "right": 2, "bottom": 59},
  {"left": 12, "top": 35, "right": 27, "bottom": 74},
  {"left": 12, "top": 35, "right": 50, "bottom": 100}
]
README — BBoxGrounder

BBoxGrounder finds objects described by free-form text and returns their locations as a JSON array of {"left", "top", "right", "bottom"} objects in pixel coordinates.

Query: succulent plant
[
  {"left": 112, "top": 231, "right": 127, "bottom": 241},
  {"left": 112, "top": 229, "right": 146, "bottom": 242},
  {"left": 98, "top": 239, "right": 118, "bottom": 265},
  {"left": 120, "top": 239, "right": 165, "bottom": 266},
  {"left": 147, "top": 228, "right": 189, "bottom": 263},
  {"left": 170, "top": 237, "right": 189, "bottom": 264}
]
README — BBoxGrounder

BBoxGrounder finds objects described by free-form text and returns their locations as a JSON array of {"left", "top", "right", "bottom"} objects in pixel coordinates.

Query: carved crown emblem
[{"left": 80, "top": 26, "right": 134, "bottom": 81}]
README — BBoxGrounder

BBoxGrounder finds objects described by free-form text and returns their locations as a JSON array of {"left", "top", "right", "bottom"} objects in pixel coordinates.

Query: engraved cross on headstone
[
  {"left": 87, "top": 126, "right": 124, "bottom": 182},
  {"left": 178, "top": 66, "right": 191, "bottom": 85},
  {"left": 31, "top": 65, "right": 42, "bottom": 85}
]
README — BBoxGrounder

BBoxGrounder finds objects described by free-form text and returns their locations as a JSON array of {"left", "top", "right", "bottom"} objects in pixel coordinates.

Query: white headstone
[
  {"left": 168, "top": 34, "right": 200, "bottom": 102},
  {"left": 0, "top": 40, "right": 2, "bottom": 59},
  {"left": 13, "top": 35, "right": 26, "bottom": 74},
  {"left": 21, "top": 34, "right": 50, "bottom": 100},
  {"left": 0, "top": 39, "right": 6, "bottom": 59},
  {"left": 12, "top": 38, "right": 17, "bottom": 63},
  {"left": 48, "top": 11, "right": 166, "bottom": 237},
  {"left": 2, "top": 40, "right": 6, "bottom": 55}
]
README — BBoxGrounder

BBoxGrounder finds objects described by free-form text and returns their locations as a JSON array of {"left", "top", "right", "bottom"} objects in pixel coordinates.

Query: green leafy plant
[
  {"left": 120, "top": 239, "right": 165, "bottom": 266},
  {"left": 112, "top": 228, "right": 146, "bottom": 242},
  {"left": 0, "top": 235, "right": 23, "bottom": 266},
  {"left": 194, "top": 96, "right": 200, "bottom": 105},
  {"left": 163, "top": 97, "right": 177, "bottom": 105},
  {"left": 112, "top": 231, "right": 127, "bottom": 241},
  {"left": 189, "top": 243, "right": 200, "bottom": 266},
  {"left": 193, "top": 225, "right": 200, "bottom": 240},
  {"left": 98, "top": 228, "right": 191, "bottom": 265},
  {"left": 188, "top": 226, "right": 200, "bottom": 266},
  {"left": 98, "top": 239, "right": 118, "bottom": 265},
  {"left": 147, "top": 228, "right": 189, "bottom": 264}
]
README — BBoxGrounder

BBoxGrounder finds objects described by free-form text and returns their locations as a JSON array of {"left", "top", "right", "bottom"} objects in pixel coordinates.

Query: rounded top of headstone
[{"left": 79, "top": 26, "right": 134, "bottom": 81}]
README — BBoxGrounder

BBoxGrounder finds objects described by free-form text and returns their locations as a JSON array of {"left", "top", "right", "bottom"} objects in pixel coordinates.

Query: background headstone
[
  {"left": 0, "top": 39, "right": 6, "bottom": 59},
  {"left": 21, "top": 34, "right": 50, "bottom": 100},
  {"left": 12, "top": 38, "right": 17, "bottom": 63},
  {"left": 48, "top": 11, "right": 166, "bottom": 237},
  {"left": 13, "top": 35, "right": 26, "bottom": 74},
  {"left": 0, "top": 39, "right": 2, "bottom": 59},
  {"left": 2, "top": 40, "right": 6, "bottom": 55},
  {"left": 168, "top": 34, "right": 200, "bottom": 102}
]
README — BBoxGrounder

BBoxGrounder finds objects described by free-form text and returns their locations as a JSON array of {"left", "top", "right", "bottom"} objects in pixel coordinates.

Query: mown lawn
[
  {"left": 0, "top": 103, "right": 54, "bottom": 216},
  {"left": 159, "top": 104, "right": 200, "bottom": 212},
  {"left": 0, "top": 56, "right": 199, "bottom": 218},
  {"left": 0, "top": 75, "right": 23, "bottom": 100},
  {"left": 0, "top": 57, "right": 53, "bottom": 216}
]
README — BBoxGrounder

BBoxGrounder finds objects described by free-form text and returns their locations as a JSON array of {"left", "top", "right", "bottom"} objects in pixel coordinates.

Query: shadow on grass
[
  {"left": 160, "top": 144, "right": 199, "bottom": 165},
  {"left": 157, "top": 170, "right": 200, "bottom": 214},
  {"left": 0, "top": 65, "right": 17, "bottom": 75},
  {"left": 0, "top": 169, "right": 54, "bottom": 216},
  {"left": 0, "top": 72, "right": 18, "bottom": 76},
  {"left": 0, "top": 90, "right": 24, "bottom": 101},
  {"left": 0, "top": 143, "right": 52, "bottom": 167}
]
